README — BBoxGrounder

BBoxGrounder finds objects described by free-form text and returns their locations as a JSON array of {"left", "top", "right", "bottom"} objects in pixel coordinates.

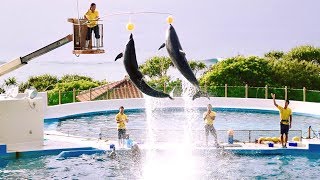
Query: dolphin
[
  {"left": 115, "top": 34, "right": 173, "bottom": 100},
  {"left": 159, "top": 24, "right": 209, "bottom": 100}
]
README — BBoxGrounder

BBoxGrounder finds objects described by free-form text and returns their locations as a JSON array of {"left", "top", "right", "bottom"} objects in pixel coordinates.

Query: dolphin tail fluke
[
  {"left": 158, "top": 43, "right": 165, "bottom": 50},
  {"left": 192, "top": 90, "right": 210, "bottom": 101},
  {"left": 115, "top": 53, "right": 123, "bottom": 61}
]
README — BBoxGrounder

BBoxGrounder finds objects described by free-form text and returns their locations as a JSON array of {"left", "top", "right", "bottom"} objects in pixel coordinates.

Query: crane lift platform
[
  {"left": 0, "top": 18, "right": 105, "bottom": 76},
  {"left": 68, "top": 18, "right": 105, "bottom": 55}
]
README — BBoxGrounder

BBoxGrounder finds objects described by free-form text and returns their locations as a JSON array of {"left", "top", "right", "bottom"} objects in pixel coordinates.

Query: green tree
[
  {"left": 60, "top": 74, "right": 94, "bottom": 83},
  {"left": 189, "top": 60, "right": 207, "bottom": 76},
  {"left": 139, "top": 56, "right": 173, "bottom": 78},
  {"left": 271, "top": 59, "right": 320, "bottom": 89},
  {"left": 53, "top": 80, "right": 99, "bottom": 92},
  {"left": 26, "top": 74, "right": 58, "bottom": 91},
  {"left": 285, "top": 45, "right": 320, "bottom": 63},
  {"left": 4, "top": 77, "right": 18, "bottom": 86},
  {"left": 200, "top": 56, "right": 274, "bottom": 87},
  {"left": 264, "top": 50, "right": 284, "bottom": 60}
]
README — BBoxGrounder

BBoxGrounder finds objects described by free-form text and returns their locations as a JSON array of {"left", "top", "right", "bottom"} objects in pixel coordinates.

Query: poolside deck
[{"left": 1, "top": 130, "right": 320, "bottom": 159}]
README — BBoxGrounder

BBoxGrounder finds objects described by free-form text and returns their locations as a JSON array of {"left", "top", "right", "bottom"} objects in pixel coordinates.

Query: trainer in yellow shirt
[
  {"left": 115, "top": 106, "right": 128, "bottom": 147},
  {"left": 84, "top": 3, "right": 100, "bottom": 49},
  {"left": 271, "top": 93, "right": 293, "bottom": 148},
  {"left": 203, "top": 104, "right": 219, "bottom": 147}
]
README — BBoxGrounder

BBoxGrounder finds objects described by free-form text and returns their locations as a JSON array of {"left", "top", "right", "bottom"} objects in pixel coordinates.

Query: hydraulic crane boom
[{"left": 0, "top": 34, "right": 73, "bottom": 76}]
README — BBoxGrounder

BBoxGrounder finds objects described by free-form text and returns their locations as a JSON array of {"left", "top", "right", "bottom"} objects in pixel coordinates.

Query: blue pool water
[
  {"left": 1, "top": 108, "right": 320, "bottom": 179},
  {"left": 1, "top": 150, "right": 320, "bottom": 179},
  {"left": 45, "top": 108, "right": 320, "bottom": 142}
]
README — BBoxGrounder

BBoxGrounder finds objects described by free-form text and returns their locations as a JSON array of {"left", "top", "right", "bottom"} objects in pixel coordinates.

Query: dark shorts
[
  {"left": 86, "top": 25, "right": 100, "bottom": 40},
  {"left": 118, "top": 129, "right": 126, "bottom": 139},
  {"left": 280, "top": 123, "right": 289, "bottom": 135}
]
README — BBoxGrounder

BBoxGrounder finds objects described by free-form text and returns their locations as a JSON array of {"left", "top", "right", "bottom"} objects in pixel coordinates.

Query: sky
[{"left": 0, "top": 0, "right": 319, "bottom": 81}]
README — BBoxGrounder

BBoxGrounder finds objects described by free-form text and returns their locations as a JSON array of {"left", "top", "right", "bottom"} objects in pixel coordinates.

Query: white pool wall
[{"left": 44, "top": 97, "right": 320, "bottom": 119}]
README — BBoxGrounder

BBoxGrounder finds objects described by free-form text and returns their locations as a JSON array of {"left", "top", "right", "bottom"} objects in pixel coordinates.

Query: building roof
[{"left": 76, "top": 77, "right": 143, "bottom": 101}]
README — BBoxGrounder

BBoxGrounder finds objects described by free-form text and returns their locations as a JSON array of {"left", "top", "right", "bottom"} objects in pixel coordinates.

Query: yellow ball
[
  {"left": 292, "top": 136, "right": 300, "bottom": 142},
  {"left": 126, "top": 22, "right": 135, "bottom": 31},
  {"left": 167, "top": 15, "right": 174, "bottom": 24}
]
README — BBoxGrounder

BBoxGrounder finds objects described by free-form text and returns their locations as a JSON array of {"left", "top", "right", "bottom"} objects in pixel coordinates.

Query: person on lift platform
[{"left": 84, "top": 3, "right": 100, "bottom": 49}]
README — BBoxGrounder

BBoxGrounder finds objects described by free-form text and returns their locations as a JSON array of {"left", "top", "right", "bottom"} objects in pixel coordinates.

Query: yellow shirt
[
  {"left": 85, "top": 10, "right": 99, "bottom": 28},
  {"left": 277, "top": 106, "right": 292, "bottom": 125},
  {"left": 115, "top": 113, "right": 128, "bottom": 129},
  {"left": 203, "top": 111, "right": 216, "bottom": 125}
]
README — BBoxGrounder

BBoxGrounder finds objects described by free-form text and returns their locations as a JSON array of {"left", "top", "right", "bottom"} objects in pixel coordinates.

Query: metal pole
[
  {"left": 225, "top": 84, "right": 228, "bottom": 97},
  {"left": 308, "top": 126, "right": 311, "bottom": 139},
  {"left": 245, "top": 84, "right": 248, "bottom": 98},
  {"left": 58, "top": 90, "right": 61, "bottom": 105},
  {"left": 89, "top": 88, "right": 92, "bottom": 101},
  {"left": 265, "top": 85, "right": 268, "bottom": 99},
  {"left": 303, "top": 87, "right": 306, "bottom": 102},
  {"left": 285, "top": 86, "right": 288, "bottom": 100},
  {"left": 73, "top": 88, "right": 76, "bottom": 102}
]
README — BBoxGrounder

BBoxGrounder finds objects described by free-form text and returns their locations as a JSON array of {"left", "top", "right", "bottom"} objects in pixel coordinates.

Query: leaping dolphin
[
  {"left": 159, "top": 24, "right": 209, "bottom": 100},
  {"left": 115, "top": 34, "right": 173, "bottom": 100}
]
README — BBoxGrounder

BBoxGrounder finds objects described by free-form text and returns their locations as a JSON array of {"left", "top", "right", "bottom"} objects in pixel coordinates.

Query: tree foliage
[
  {"left": 139, "top": 56, "right": 172, "bottom": 78},
  {"left": 189, "top": 60, "right": 207, "bottom": 76},
  {"left": 264, "top": 50, "right": 284, "bottom": 60},
  {"left": 271, "top": 59, "right": 320, "bottom": 89},
  {"left": 53, "top": 80, "right": 99, "bottom": 92},
  {"left": 285, "top": 45, "right": 320, "bottom": 63},
  {"left": 60, "top": 74, "right": 94, "bottom": 83},
  {"left": 200, "top": 56, "right": 274, "bottom": 87},
  {"left": 25, "top": 74, "right": 58, "bottom": 91}
]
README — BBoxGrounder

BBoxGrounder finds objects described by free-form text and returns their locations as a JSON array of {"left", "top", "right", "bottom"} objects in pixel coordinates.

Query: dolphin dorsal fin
[
  {"left": 115, "top": 53, "right": 123, "bottom": 61},
  {"left": 179, "top": 50, "right": 186, "bottom": 56}
]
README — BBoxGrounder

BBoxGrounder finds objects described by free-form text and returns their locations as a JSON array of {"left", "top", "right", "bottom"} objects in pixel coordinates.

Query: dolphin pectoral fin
[
  {"left": 158, "top": 43, "right": 165, "bottom": 50},
  {"left": 179, "top": 50, "right": 186, "bottom": 56},
  {"left": 192, "top": 91, "right": 210, "bottom": 101},
  {"left": 115, "top": 53, "right": 123, "bottom": 61}
]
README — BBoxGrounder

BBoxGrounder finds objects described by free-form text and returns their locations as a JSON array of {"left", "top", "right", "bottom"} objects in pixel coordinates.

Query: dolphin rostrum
[
  {"left": 115, "top": 34, "right": 173, "bottom": 100},
  {"left": 159, "top": 24, "right": 209, "bottom": 100}
]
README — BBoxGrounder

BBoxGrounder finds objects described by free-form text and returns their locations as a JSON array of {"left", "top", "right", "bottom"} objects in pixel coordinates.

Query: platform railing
[
  {"left": 97, "top": 128, "right": 303, "bottom": 144},
  {"left": 45, "top": 85, "right": 320, "bottom": 106}
]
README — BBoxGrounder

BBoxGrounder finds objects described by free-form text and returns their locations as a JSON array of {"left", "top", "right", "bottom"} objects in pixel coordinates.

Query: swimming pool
[
  {"left": 1, "top": 149, "right": 320, "bottom": 179},
  {"left": 1, "top": 107, "right": 320, "bottom": 179},
  {"left": 45, "top": 107, "right": 320, "bottom": 143}
]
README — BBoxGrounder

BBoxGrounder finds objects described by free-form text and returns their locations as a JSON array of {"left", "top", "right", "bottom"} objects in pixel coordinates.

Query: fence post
[
  {"left": 225, "top": 84, "right": 228, "bottom": 97},
  {"left": 303, "top": 87, "right": 306, "bottom": 102},
  {"left": 46, "top": 91, "right": 49, "bottom": 106},
  {"left": 245, "top": 84, "right": 248, "bottom": 98},
  {"left": 73, "top": 88, "right": 76, "bottom": 102},
  {"left": 265, "top": 85, "right": 268, "bottom": 99},
  {"left": 58, "top": 90, "right": 61, "bottom": 105},
  {"left": 285, "top": 86, "right": 287, "bottom": 100},
  {"left": 89, "top": 88, "right": 92, "bottom": 101}
]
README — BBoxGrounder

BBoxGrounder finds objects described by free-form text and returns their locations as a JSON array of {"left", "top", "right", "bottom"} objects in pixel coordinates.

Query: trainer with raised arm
[{"left": 271, "top": 93, "right": 292, "bottom": 148}]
